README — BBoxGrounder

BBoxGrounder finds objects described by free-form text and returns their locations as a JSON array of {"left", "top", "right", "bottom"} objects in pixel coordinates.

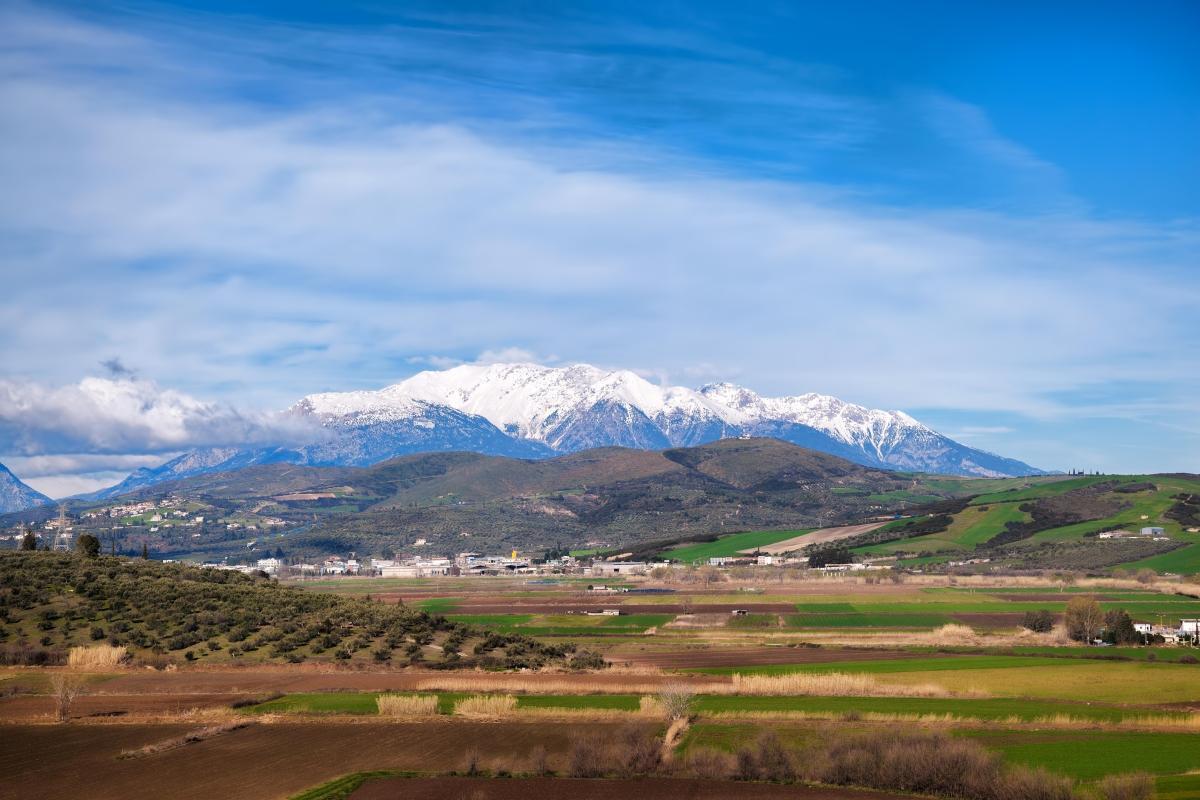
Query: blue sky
[{"left": 1, "top": 0, "right": 1197, "bottom": 495}]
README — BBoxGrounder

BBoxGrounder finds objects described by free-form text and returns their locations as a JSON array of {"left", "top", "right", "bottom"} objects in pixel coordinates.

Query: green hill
[
  {"left": 853, "top": 474, "right": 1200, "bottom": 574},
  {"left": 0, "top": 552, "right": 582, "bottom": 669}
]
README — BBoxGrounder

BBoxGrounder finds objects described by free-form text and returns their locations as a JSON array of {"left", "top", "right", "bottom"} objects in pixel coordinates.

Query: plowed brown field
[
  {"left": 0, "top": 722, "right": 639, "bottom": 800},
  {"left": 352, "top": 776, "right": 910, "bottom": 799}
]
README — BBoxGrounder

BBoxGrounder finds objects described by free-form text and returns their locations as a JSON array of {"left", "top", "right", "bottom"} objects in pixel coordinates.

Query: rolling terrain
[{"left": 32, "top": 439, "right": 979, "bottom": 560}]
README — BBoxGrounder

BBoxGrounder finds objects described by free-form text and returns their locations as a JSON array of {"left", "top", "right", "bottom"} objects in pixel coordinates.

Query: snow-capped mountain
[
  {"left": 93, "top": 362, "right": 1040, "bottom": 499},
  {"left": 0, "top": 461, "right": 52, "bottom": 513},
  {"left": 289, "top": 363, "right": 1039, "bottom": 477}
]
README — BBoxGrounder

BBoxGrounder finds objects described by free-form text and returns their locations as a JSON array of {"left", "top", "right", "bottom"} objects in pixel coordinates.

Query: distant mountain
[
  {"left": 95, "top": 362, "right": 1041, "bottom": 498},
  {"left": 88, "top": 400, "right": 550, "bottom": 500},
  {"left": 293, "top": 363, "right": 1040, "bottom": 477},
  {"left": 0, "top": 462, "right": 52, "bottom": 513}
]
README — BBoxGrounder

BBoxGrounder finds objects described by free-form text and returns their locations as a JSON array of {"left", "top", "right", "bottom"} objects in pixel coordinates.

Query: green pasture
[
  {"left": 857, "top": 503, "right": 1031, "bottom": 555},
  {"left": 1124, "top": 541, "right": 1200, "bottom": 575},
  {"left": 969, "top": 475, "right": 1133, "bottom": 505},
  {"left": 660, "top": 529, "right": 814, "bottom": 562},
  {"left": 966, "top": 729, "right": 1200, "bottom": 781}
]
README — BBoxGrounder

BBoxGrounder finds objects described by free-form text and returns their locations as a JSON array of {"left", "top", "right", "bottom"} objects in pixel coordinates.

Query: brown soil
[
  {"left": 0, "top": 721, "right": 637, "bottom": 800},
  {"left": 0, "top": 693, "right": 242, "bottom": 722},
  {"left": 352, "top": 776, "right": 909, "bottom": 799},
  {"left": 8, "top": 669, "right": 731, "bottom": 700}
]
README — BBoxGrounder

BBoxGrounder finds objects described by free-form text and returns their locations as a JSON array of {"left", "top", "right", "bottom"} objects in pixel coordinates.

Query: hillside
[
  {"left": 0, "top": 462, "right": 51, "bottom": 514},
  {"left": 849, "top": 474, "right": 1200, "bottom": 574},
  {"left": 0, "top": 552, "right": 583, "bottom": 669},
  {"left": 4, "top": 439, "right": 988, "bottom": 560}
]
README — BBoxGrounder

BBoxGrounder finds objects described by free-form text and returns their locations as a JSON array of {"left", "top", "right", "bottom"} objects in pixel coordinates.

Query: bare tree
[
  {"left": 657, "top": 682, "right": 696, "bottom": 721},
  {"left": 51, "top": 674, "right": 87, "bottom": 723}
]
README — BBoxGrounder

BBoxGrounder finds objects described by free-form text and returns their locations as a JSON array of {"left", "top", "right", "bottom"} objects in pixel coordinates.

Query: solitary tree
[
  {"left": 20, "top": 530, "right": 37, "bottom": 551},
  {"left": 141, "top": 542, "right": 149, "bottom": 560},
  {"left": 657, "top": 682, "right": 696, "bottom": 721},
  {"left": 50, "top": 674, "right": 87, "bottom": 723},
  {"left": 1064, "top": 596, "right": 1104, "bottom": 643},
  {"left": 76, "top": 534, "right": 101, "bottom": 558}
]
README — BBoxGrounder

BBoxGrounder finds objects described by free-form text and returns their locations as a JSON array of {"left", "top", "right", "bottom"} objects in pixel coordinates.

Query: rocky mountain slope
[{"left": 0, "top": 461, "right": 51, "bottom": 513}]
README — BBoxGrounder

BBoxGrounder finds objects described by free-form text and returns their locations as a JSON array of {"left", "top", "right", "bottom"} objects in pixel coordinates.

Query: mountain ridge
[{"left": 89, "top": 362, "right": 1042, "bottom": 499}]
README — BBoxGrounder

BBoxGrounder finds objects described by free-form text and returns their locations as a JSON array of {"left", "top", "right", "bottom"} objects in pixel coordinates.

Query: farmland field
[
  {"left": 661, "top": 528, "right": 814, "bottom": 562},
  {"left": 5, "top": 558, "right": 1200, "bottom": 799}
]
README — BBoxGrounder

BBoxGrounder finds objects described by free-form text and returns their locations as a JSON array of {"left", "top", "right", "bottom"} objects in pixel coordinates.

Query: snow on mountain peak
[{"left": 290, "top": 362, "right": 933, "bottom": 456}]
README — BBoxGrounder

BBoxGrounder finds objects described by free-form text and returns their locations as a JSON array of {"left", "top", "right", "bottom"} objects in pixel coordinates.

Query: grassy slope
[
  {"left": 855, "top": 474, "right": 1200, "bottom": 571},
  {"left": 661, "top": 529, "right": 814, "bottom": 562}
]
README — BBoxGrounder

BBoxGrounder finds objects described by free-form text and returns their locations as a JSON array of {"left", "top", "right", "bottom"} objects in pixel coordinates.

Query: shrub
[
  {"left": 614, "top": 725, "right": 662, "bottom": 777},
  {"left": 462, "top": 747, "right": 482, "bottom": 777},
  {"left": 568, "top": 733, "right": 607, "bottom": 778},
  {"left": 376, "top": 693, "right": 438, "bottom": 717},
  {"left": 758, "top": 731, "right": 796, "bottom": 782},
  {"left": 1094, "top": 772, "right": 1154, "bottom": 800},
  {"left": 1023, "top": 609, "right": 1055, "bottom": 633},
  {"left": 813, "top": 729, "right": 1077, "bottom": 800},
  {"left": 687, "top": 747, "right": 735, "bottom": 779},
  {"left": 67, "top": 644, "right": 127, "bottom": 669},
  {"left": 528, "top": 744, "right": 550, "bottom": 776}
]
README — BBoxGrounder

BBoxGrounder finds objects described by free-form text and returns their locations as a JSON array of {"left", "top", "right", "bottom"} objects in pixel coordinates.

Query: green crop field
[
  {"left": 660, "top": 529, "right": 814, "bottom": 562},
  {"left": 965, "top": 729, "right": 1200, "bottom": 781},
  {"left": 693, "top": 694, "right": 1182, "bottom": 723}
]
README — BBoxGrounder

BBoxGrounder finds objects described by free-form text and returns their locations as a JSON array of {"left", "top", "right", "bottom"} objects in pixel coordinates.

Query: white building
[
  {"left": 255, "top": 557, "right": 282, "bottom": 575},
  {"left": 708, "top": 557, "right": 730, "bottom": 567},
  {"left": 1179, "top": 619, "right": 1200, "bottom": 637},
  {"left": 590, "top": 561, "right": 648, "bottom": 577},
  {"left": 1141, "top": 526, "right": 1165, "bottom": 536},
  {"left": 378, "top": 557, "right": 454, "bottom": 578},
  {"left": 757, "top": 555, "right": 777, "bottom": 566}
]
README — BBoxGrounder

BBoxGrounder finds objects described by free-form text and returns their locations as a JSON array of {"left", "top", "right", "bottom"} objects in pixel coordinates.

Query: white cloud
[
  {"left": 0, "top": 377, "right": 312, "bottom": 456},
  {"left": 23, "top": 472, "right": 134, "bottom": 501}
]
